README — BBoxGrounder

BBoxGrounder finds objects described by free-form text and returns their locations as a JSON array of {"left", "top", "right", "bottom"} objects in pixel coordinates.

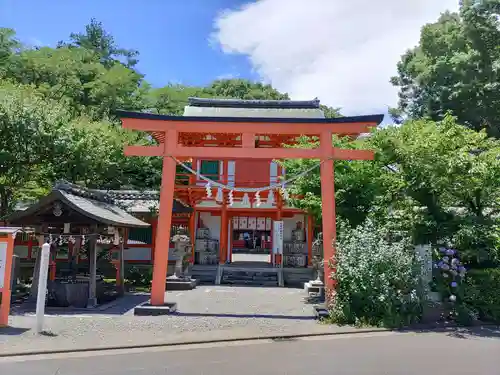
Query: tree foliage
[
  {"left": 392, "top": 0, "right": 500, "bottom": 138},
  {"left": 283, "top": 115, "right": 500, "bottom": 265}
]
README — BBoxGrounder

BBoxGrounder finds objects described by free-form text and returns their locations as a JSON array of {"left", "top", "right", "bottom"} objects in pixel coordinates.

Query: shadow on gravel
[
  {"left": 11, "top": 293, "right": 150, "bottom": 316},
  {"left": 172, "top": 312, "right": 316, "bottom": 320},
  {"left": 0, "top": 327, "right": 30, "bottom": 336}
]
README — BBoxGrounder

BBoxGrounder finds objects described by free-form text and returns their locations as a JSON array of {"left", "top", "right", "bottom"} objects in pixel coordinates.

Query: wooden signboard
[
  {"left": 238, "top": 217, "right": 248, "bottom": 230},
  {"left": 265, "top": 218, "right": 272, "bottom": 231},
  {"left": 248, "top": 217, "right": 257, "bottom": 230},
  {"left": 232, "top": 217, "right": 239, "bottom": 230},
  {"left": 257, "top": 217, "right": 266, "bottom": 231}
]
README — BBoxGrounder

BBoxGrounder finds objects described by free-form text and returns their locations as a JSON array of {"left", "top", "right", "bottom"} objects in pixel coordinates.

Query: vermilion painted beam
[
  {"left": 161, "top": 146, "right": 373, "bottom": 160},
  {"left": 122, "top": 118, "right": 376, "bottom": 135},
  {"left": 124, "top": 145, "right": 163, "bottom": 157},
  {"left": 334, "top": 148, "right": 374, "bottom": 160}
]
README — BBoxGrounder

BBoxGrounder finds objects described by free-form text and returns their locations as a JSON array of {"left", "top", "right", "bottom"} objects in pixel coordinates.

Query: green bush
[
  {"left": 125, "top": 266, "right": 153, "bottom": 287},
  {"left": 328, "top": 220, "right": 424, "bottom": 328},
  {"left": 464, "top": 268, "right": 500, "bottom": 323}
]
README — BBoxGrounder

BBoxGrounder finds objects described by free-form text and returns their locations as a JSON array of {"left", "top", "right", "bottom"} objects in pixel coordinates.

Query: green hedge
[{"left": 464, "top": 268, "right": 500, "bottom": 323}]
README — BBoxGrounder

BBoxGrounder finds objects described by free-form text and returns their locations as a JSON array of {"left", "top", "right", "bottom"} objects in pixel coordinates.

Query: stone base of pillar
[
  {"left": 134, "top": 301, "right": 177, "bottom": 316},
  {"left": 86, "top": 297, "right": 98, "bottom": 309}
]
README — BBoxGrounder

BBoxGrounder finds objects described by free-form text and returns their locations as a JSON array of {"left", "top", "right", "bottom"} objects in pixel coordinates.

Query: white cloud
[{"left": 212, "top": 0, "right": 459, "bottom": 115}]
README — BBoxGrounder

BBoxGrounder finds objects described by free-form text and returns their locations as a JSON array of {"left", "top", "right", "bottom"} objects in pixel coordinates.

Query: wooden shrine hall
[
  {"left": 6, "top": 181, "right": 191, "bottom": 308},
  {"left": 118, "top": 98, "right": 384, "bottom": 306}
]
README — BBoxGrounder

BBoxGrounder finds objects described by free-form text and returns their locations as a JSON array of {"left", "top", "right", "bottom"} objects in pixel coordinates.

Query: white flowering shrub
[{"left": 329, "top": 220, "right": 424, "bottom": 328}]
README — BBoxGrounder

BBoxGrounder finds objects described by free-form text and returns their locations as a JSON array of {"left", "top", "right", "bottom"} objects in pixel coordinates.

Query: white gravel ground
[{"left": 1, "top": 286, "right": 319, "bottom": 354}]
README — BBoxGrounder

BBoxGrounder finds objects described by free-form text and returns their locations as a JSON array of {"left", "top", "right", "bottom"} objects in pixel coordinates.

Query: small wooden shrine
[{"left": 6, "top": 181, "right": 153, "bottom": 308}]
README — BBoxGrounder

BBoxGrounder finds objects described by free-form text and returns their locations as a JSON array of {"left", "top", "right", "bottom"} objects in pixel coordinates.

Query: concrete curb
[{"left": 0, "top": 328, "right": 386, "bottom": 358}]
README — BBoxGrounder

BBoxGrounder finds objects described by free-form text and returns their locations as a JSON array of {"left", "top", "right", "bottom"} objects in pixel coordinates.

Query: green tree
[
  {"left": 61, "top": 18, "right": 139, "bottom": 69},
  {"left": 3, "top": 45, "right": 146, "bottom": 120},
  {"left": 148, "top": 84, "right": 210, "bottom": 115},
  {"left": 283, "top": 116, "right": 499, "bottom": 264},
  {"left": 0, "top": 83, "right": 72, "bottom": 218},
  {"left": 0, "top": 28, "right": 20, "bottom": 70},
  {"left": 203, "top": 79, "right": 290, "bottom": 100},
  {"left": 391, "top": 0, "right": 500, "bottom": 137},
  {"left": 282, "top": 136, "right": 387, "bottom": 227},
  {"left": 370, "top": 116, "right": 500, "bottom": 264}
]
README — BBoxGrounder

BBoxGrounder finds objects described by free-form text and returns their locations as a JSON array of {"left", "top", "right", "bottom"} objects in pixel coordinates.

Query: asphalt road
[{"left": 1, "top": 330, "right": 499, "bottom": 375}]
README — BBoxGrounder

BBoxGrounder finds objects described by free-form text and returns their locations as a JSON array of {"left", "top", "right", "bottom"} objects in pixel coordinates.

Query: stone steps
[
  {"left": 220, "top": 268, "right": 280, "bottom": 287},
  {"left": 190, "top": 265, "right": 218, "bottom": 284}
]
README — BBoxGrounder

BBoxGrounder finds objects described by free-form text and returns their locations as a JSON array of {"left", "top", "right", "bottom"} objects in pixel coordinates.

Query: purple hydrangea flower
[
  {"left": 451, "top": 281, "right": 458, "bottom": 288},
  {"left": 442, "top": 256, "right": 450, "bottom": 263},
  {"left": 439, "top": 248, "right": 447, "bottom": 253},
  {"left": 446, "top": 249, "right": 455, "bottom": 256}
]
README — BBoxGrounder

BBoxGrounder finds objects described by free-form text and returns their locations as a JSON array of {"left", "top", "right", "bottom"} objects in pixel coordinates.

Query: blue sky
[{"left": 0, "top": 0, "right": 257, "bottom": 88}]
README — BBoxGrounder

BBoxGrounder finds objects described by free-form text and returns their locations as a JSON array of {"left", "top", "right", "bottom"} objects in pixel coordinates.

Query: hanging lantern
[
  {"left": 205, "top": 182, "right": 212, "bottom": 198},
  {"left": 254, "top": 191, "right": 261, "bottom": 207},
  {"left": 228, "top": 190, "right": 234, "bottom": 206},
  {"left": 242, "top": 193, "right": 250, "bottom": 207},
  {"left": 216, "top": 187, "right": 223, "bottom": 203},
  {"left": 267, "top": 190, "right": 275, "bottom": 205}
]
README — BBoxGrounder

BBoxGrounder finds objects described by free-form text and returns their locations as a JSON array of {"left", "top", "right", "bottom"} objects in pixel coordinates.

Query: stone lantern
[{"left": 304, "top": 233, "right": 325, "bottom": 298}]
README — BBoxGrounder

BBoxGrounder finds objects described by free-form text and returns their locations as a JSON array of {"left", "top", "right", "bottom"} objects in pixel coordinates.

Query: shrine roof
[
  {"left": 187, "top": 97, "right": 321, "bottom": 109},
  {"left": 95, "top": 189, "right": 191, "bottom": 214},
  {"left": 116, "top": 110, "right": 385, "bottom": 125},
  {"left": 8, "top": 183, "right": 191, "bottom": 227}
]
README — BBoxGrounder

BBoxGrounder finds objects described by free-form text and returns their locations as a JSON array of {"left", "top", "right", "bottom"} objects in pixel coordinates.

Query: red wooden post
[
  {"left": 320, "top": 131, "right": 336, "bottom": 295},
  {"left": 150, "top": 130, "right": 178, "bottom": 306},
  {"left": 0, "top": 228, "right": 19, "bottom": 327}
]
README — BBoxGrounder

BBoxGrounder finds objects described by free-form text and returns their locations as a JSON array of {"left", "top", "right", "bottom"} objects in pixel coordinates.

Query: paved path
[
  {"left": 2, "top": 329, "right": 500, "bottom": 374},
  {"left": 1, "top": 286, "right": 323, "bottom": 355}
]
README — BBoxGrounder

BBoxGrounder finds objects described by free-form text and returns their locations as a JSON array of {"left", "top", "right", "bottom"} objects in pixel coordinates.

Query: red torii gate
[{"left": 118, "top": 111, "right": 383, "bottom": 306}]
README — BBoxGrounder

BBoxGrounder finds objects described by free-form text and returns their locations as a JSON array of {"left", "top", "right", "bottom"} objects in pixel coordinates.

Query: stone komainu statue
[{"left": 170, "top": 234, "right": 192, "bottom": 279}]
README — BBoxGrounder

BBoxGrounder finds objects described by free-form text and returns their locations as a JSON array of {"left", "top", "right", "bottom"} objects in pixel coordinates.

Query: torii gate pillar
[{"left": 320, "top": 132, "right": 336, "bottom": 293}]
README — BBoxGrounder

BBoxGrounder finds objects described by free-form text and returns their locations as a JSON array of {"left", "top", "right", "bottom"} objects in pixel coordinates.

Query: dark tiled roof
[
  {"left": 187, "top": 97, "right": 321, "bottom": 109},
  {"left": 116, "top": 110, "right": 385, "bottom": 125},
  {"left": 58, "top": 190, "right": 150, "bottom": 228},
  {"left": 8, "top": 182, "right": 192, "bottom": 228}
]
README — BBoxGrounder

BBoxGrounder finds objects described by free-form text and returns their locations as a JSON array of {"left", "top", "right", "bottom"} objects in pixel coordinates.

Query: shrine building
[{"left": 9, "top": 98, "right": 383, "bottom": 290}]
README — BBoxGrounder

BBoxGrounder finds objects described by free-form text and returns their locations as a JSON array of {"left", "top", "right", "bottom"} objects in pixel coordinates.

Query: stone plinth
[
  {"left": 166, "top": 278, "right": 198, "bottom": 291},
  {"left": 133, "top": 301, "right": 178, "bottom": 316},
  {"left": 304, "top": 280, "right": 325, "bottom": 298}
]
